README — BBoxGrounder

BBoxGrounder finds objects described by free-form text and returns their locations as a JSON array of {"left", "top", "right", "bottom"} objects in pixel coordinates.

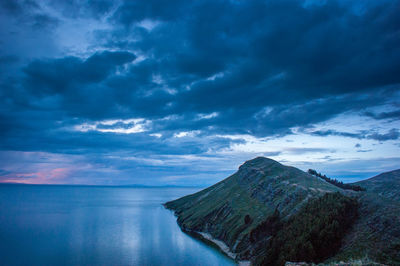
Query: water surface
[{"left": 0, "top": 184, "right": 235, "bottom": 266}]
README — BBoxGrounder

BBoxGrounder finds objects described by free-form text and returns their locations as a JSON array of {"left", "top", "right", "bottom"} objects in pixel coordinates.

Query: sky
[{"left": 0, "top": 0, "right": 399, "bottom": 186}]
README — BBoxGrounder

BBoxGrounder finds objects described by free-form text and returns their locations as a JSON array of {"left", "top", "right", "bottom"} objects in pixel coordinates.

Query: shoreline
[
  {"left": 195, "top": 232, "right": 250, "bottom": 266},
  {"left": 164, "top": 204, "right": 250, "bottom": 265}
]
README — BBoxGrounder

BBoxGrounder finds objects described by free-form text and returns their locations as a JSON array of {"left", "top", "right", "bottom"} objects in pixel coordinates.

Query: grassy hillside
[
  {"left": 165, "top": 158, "right": 400, "bottom": 265},
  {"left": 165, "top": 157, "right": 342, "bottom": 260},
  {"left": 355, "top": 169, "right": 400, "bottom": 201},
  {"left": 258, "top": 192, "right": 358, "bottom": 265},
  {"left": 331, "top": 170, "right": 400, "bottom": 265}
]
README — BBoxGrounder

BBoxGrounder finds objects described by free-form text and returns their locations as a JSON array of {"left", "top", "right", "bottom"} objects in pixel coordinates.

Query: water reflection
[{"left": 0, "top": 185, "right": 235, "bottom": 266}]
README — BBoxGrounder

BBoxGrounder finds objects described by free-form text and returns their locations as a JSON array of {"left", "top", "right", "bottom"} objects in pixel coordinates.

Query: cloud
[
  {"left": 364, "top": 110, "right": 400, "bottom": 120},
  {"left": 309, "top": 128, "right": 400, "bottom": 141},
  {"left": 1, "top": 168, "right": 70, "bottom": 184},
  {"left": 367, "top": 128, "right": 400, "bottom": 141},
  {"left": 5, "top": 0, "right": 399, "bottom": 135},
  {"left": 74, "top": 118, "right": 150, "bottom": 134},
  {"left": 310, "top": 129, "right": 365, "bottom": 139},
  {"left": 111, "top": 0, "right": 189, "bottom": 25},
  {"left": 285, "top": 147, "right": 334, "bottom": 155},
  {"left": 0, "top": 0, "right": 399, "bottom": 185},
  {"left": 357, "top": 149, "right": 372, "bottom": 153},
  {"left": 24, "top": 51, "right": 136, "bottom": 94}
]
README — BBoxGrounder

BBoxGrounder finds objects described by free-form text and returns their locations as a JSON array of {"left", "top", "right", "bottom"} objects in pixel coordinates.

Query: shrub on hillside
[{"left": 256, "top": 192, "right": 359, "bottom": 266}]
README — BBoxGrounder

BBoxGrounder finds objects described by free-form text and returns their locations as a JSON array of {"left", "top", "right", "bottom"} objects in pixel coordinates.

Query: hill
[
  {"left": 165, "top": 157, "right": 400, "bottom": 265},
  {"left": 355, "top": 169, "right": 400, "bottom": 201},
  {"left": 330, "top": 170, "right": 400, "bottom": 265},
  {"left": 165, "top": 157, "right": 349, "bottom": 264}
]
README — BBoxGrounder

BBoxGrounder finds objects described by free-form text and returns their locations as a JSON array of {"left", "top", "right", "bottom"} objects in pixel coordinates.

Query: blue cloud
[
  {"left": 24, "top": 51, "right": 136, "bottom": 94},
  {"left": 0, "top": 0, "right": 399, "bottom": 184}
]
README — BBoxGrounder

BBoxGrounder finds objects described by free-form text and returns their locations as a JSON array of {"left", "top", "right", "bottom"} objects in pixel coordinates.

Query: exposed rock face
[{"left": 165, "top": 157, "right": 340, "bottom": 260}]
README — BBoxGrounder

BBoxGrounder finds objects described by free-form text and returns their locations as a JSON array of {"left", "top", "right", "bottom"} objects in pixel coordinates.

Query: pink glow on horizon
[{"left": 1, "top": 168, "right": 70, "bottom": 184}]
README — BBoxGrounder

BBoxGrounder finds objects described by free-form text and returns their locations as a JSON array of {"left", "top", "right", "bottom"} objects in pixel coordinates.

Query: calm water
[{"left": 0, "top": 184, "right": 235, "bottom": 266}]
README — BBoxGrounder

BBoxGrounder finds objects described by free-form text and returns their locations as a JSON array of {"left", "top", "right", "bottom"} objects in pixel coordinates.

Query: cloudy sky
[{"left": 0, "top": 0, "right": 399, "bottom": 185}]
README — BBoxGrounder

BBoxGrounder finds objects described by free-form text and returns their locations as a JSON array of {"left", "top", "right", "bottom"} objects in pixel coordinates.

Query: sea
[{"left": 0, "top": 184, "right": 235, "bottom": 266}]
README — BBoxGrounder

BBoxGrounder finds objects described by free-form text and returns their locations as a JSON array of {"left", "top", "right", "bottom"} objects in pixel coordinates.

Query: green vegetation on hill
[
  {"left": 165, "top": 157, "right": 342, "bottom": 260},
  {"left": 165, "top": 157, "right": 400, "bottom": 265},
  {"left": 307, "top": 169, "right": 365, "bottom": 191},
  {"left": 354, "top": 169, "right": 400, "bottom": 201},
  {"left": 258, "top": 193, "right": 358, "bottom": 266},
  {"left": 331, "top": 169, "right": 400, "bottom": 265}
]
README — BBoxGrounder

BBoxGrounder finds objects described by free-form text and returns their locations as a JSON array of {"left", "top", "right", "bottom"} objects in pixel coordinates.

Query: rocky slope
[{"left": 165, "top": 157, "right": 400, "bottom": 265}]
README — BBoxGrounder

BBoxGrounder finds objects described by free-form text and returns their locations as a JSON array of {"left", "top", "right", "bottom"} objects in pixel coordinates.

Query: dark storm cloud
[
  {"left": 3, "top": 1, "right": 400, "bottom": 117},
  {"left": 7, "top": 0, "right": 400, "bottom": 124},
  {"left": 2, "top": 0, "right": 399, "bottom": 138},
  {"left": 0, "top": 0, "right": 400, "bottom": 184},
  {"left": 0, "top": 0, "right": 58, "bottom": 29},
  {"left": 112, "top": 0, "right": 188, "bottom": 25},
  {"left": 15, "top": 51, "right": 137, "bottom": 119},
  {"left": 88, "top": 0, "right": 400, "bottom": 136},
  {"left": 49, "top": 0, "right": 115, "bottom": 19},
  {"left": 109, "top": 0, "right": 400, "bottom": 94},
  {"left": 24, "top": 51, "right": 136, "bottom": 93},
  {"left": 0, "top": 0, "right": 37, "bottom": 15},
  {"left": 0, "top": 55, "right": 19, "bottom": 68}
]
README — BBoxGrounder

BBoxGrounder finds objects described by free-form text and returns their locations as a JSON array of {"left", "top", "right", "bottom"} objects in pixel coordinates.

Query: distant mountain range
[{"left": 165, "top": 157, "right": 400, "bottom": 265}]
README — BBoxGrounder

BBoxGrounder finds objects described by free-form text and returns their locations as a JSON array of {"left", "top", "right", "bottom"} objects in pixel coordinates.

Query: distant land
[
  {"left": 0, "top": 183, "right": 204, "bottom": 189},
  {"left": 165, "top": 157, "right": 400, "bottom": 265}
]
